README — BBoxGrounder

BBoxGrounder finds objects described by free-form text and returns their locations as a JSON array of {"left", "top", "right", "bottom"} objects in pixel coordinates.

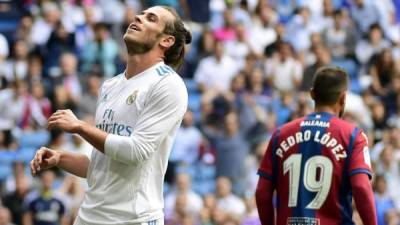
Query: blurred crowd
[{"left": 0, "top": 0, "right": 400, "bottom": 225}]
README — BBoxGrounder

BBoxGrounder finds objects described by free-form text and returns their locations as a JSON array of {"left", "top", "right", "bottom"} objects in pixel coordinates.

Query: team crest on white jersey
[{"left": 126, "top": 90, "right": 138, "bottom": 105}]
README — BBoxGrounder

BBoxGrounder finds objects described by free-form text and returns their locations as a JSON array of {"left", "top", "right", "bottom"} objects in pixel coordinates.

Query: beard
[
  {"left": 123, "top": 33, "right": 159, "bottom": 55},
  {"left": 339, "top": 107, "right": 344, "bottom": 118}
]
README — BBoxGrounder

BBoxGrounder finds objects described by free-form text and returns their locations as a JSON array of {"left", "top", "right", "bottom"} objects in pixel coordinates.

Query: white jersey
[{"left": 76, "top": 62, "right": 188, "bottom": 225}]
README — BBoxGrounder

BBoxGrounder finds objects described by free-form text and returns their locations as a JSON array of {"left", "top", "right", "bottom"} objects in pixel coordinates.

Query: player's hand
[
  {"left": 48, "top": 109, "right": 82, "bottom": 133},
  {"left": 30, "top": 147, "right": 61, "bottom": 176}
]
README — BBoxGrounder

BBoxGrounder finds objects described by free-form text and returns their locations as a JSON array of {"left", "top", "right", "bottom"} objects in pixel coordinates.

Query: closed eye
[{"left": 147, "top": 14, "right": 158, "bottom": 23}]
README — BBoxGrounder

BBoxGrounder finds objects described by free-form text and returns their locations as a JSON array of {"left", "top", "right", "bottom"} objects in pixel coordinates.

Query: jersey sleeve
[
  {"left": 348, "top": 129, "right": 373, "bottom": 179},
  {"left": 104, "top": 75, "right": 188, "bottom": 165},
  {"left": 258, "top": 130, "right": 279, "bottom": 182}
]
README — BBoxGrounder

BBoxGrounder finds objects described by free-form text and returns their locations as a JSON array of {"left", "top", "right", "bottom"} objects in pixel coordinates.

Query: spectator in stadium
[
  {"left": 242, "top": 196, "right": 261, "bottom": 225},
  {"left": 350, "top": 0, "right": 381, "bottom": 35},
  {"left": 31, "top": 2, "right": 61, "bottom": 46},
  {"left": 81, "top": 22, "right": 118, "bottom": 77},
  {"left": 30, "top": 6, "right": 191, "bottom": 225},
  {"left": 285, "top": 7, "right": 315, "bottom": 53},
  {"left": 212, "top": 109, "right": 256, "bottom": 194},
  {"left": 164, "top": 173, "right": 203, "bottom": 221},
  {"left": 368, "top": 49, "right": 400, "bottom": 97},
  {"left": 215, "top": 177, "right": 246, "bottom": 224},
  {"left": 246, "top": 68, "right": 272, "bottom": 100},
  {"left": 230, "top": 0, "right": 252, "bottom": 29},
  {"left": 19, "top": 82, "right": 51, "bottom": 129},
  {"left": 0, "top": 33, "right": 9, "bottom": 81},
  {"left": 371, "top": 100, "right": 389, "bottom": 141},
  {"left": 374, "top": 175, "right": 396, "bottom": 225},
  {"left": 194, "top": 40, "right": 239, "bottom": 92},
  {"left": 301, "top": 45, "right": 332, "bottom": 91},
  {"left": 61, "top": 134, "right": 92, "bottom": 159},
  {"left": 25, "top": 54, "right": 50, "bottom": 92},
  {"left": 196, "top": 28, "right": 215, "bottom": 61},
  {"left": 165, "top": 193, "right": 192, "bottom": 225},
  {"left": 229, "top": 72, "right": 246, "bottom": 95},
  {"left": 3, "top": 40, "right": 29, "bottom": 82},
  {"left": 52, "top": 86, "right": 76, "bottom": 111},
  {"left": 248, "top": 2, "right": 277, "bottom": 56},
  {"left": 52, "top": 52, "right": 82, "bottom": 106},
  {"left": 23, "top": 170, "right": 68, "bottom": 225},
  {"left": 14, "top": 14, "right": 34, "bottom": 51},
  {"left": 74, "top": 6, "right": 97, "bottom": 55},
  {"left": 0, "top": 207, "right": 15, "bottom": 225},
  {"left": 77, "top": 73, "right": 101, "bottom": 119},
  {"left": 199, "top": 207, "right": 213, "bottom": 225},
  {"left": 180, "top": 0, "right": 211, "bottom": 24},
  {"left": 384, "top": 75, "right": 400, "bottom": 118},
  {"left": 47, "top": 128, "right": 66, "bottom": 150},
  {"left": 301, "top": 32, "right": 324, "bottom": 66},
  {"left": 355, "top": 24, "right": 390, "bottom": 66},
  {"left": 57, "top": 175, "right": 85, "bottom": 221},
  {"left": 322, "top": 9, "right": 355, "bottom": 59},
  {"left": 384, "top": 209, "right": 400, "bottom": 225},
  {"left": 264, "top": 42, "right": 303, "bottom": 92},
  {"left": 214, "top": 9, "right": 236, "bottom": 42},
  {"left": 374, "top": 145, "right": 400, "bottom": 202},
  {"left": 44, "top": 21, "right": 76, "bottom": 73},
  {"left": 256, "top": 67, "right": 377, "bottom": 225},
  {"left": 167, "top": 110, "right": 202, "bottom": 181},
  {"left": 0, "top": 81, "right": 28, "bottom": 130},
  {"left": 224, "top": 22, "right": 251, "bottom": 66},
  {"left": 2, "top": 174, "right": 31, "bottom": 225}
]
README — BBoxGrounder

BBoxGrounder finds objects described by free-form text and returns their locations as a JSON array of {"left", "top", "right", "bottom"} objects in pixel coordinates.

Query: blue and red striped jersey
[{"left": 258, "top": 112, "right": 372, "bottom": 225}]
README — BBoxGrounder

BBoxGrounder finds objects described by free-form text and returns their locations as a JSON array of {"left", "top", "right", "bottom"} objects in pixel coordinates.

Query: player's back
[{"left": 258, "top": 112, "right": 371, "bottom": 225}]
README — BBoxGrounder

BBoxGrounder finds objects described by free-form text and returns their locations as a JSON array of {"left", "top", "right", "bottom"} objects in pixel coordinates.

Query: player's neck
[
  {"left": 125, "top": 51, "right": 163, "bottom": 79},
  {"left": 314, "top": 105, "right": 339, "bottom": 117}
]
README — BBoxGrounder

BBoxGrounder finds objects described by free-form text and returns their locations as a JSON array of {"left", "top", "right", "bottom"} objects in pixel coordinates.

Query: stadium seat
[
  {"left": 15, "top": 147, "right": 36, "bottom": 164},
  {"left": 191, "top": 162, "right": 216, "bottom": 195},
  {"left": 188, "top": 93, "right": 202, "bottom": 121},
  {"left": 0, "top": 150, "right": 16, "bottom": 165},
  {"left": 0, "top": 150, "right": 16, "bottom": 181},
  {"left": 184, "top": 79, "right": 199, "bottom": 94},
  {"left": 332, "top": 59, "right": 362, "bottom": 94},
  {"left": 18, "top": 130, "right": 50, "bottom": 149}
]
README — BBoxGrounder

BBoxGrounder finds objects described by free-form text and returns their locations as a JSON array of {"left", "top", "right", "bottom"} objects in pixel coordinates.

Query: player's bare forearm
[
  {"left": 256, "top": 178, "right": 275, "bottom": 225},
  {"left": 351, "top": 173, "right": 377, "bottom": 225},
  {"left": 58, "top": 150, "right": 90, "bottom": 178},
  {"left": 76, "top": 120, "right": 107, "bottom": 154},
  {"left": 48, "top": 109, "right": 108, "bottom": 153}
]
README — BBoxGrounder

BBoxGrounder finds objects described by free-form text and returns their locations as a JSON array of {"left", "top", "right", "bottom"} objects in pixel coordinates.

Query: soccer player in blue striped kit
[{"left": 30, "top": 6, "right": 191, "bottom": 225}]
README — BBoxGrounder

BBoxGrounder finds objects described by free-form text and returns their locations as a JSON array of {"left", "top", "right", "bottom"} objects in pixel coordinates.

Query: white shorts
[{"left": 73, "top": 216, "right": 164, "bottom": 225}]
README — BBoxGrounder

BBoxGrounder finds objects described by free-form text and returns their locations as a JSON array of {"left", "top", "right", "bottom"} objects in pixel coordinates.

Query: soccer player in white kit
[{"left": 29, "top": 6, "right": 191, "bottom": 225}]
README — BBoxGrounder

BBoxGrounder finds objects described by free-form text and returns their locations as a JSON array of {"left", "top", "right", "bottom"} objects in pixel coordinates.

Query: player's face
[{"left": 123, "top": 6, "right": 174, "bottom": 54}]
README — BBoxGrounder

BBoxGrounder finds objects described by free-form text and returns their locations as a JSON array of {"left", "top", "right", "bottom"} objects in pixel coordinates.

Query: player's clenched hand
[
  {"left": 48, "top": 109, "right": 82, "bottom": 133},
  {"left": 30, "top": 147, "right": 60, "bottom": 176}
]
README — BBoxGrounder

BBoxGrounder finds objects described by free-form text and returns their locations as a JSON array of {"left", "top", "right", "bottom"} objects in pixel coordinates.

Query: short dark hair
[
  {"left": 312, "top": 66, "right": 348, "bottom": 105},
  {"left": 161, "top": 6, "right": 192, "bottom": 69}
]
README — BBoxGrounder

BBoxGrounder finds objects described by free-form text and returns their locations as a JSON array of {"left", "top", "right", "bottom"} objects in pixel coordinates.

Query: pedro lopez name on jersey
[{"left": 276, "top": 120, "right": 347, "bottom": 161}]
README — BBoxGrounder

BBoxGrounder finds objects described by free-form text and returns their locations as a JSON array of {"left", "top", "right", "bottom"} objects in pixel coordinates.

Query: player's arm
[
  {"left": 47, "top": 75, "right": 188, "bottom": 165},
  {"left": 350, "top": 173, "right": 376, "bottom": 225},
  {"left": 255, "top": 131, "right": 279, "bottom": 225},
  {"left": 256, "top": 178, "right": 274, "bottom": 225},
  {"left": 103, "top": 76, "right": 188, "bottom": 164},
  {"left": 348, "top": 130, "right": 377, "bottom": 225},
  {"left": 31, "top": 147, "right": 90, "bottom": 178}
]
